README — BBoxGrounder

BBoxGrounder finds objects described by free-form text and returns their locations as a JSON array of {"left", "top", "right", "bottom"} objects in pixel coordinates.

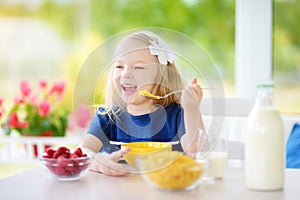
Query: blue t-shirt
[{"left": 87, "top": 103, "right": 185, "bottom": 153}]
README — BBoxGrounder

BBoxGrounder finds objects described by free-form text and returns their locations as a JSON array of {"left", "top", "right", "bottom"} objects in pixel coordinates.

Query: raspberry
[{"left": 57, "top": 156, "right": 69, "bottom": 168}]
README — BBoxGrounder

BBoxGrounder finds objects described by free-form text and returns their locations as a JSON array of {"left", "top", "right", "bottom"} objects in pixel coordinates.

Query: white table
[{"left": 0, "top": 166, "right": 298, "bottom": 200}]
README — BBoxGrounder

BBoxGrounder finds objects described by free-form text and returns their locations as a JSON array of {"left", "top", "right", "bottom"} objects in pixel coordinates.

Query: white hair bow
[{"left": 149, "top": 40, "right": 175, "bottom": 65}]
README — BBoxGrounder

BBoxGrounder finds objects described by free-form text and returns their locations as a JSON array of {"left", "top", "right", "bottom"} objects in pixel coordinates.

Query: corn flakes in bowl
[{"left": 136, "top": 151, "right": 207, "bottom": 191}]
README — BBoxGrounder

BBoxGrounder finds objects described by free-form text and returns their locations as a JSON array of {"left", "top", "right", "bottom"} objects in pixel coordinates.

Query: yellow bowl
[{"left": 121, "top": 142, "right": 172, "bottom": 168}]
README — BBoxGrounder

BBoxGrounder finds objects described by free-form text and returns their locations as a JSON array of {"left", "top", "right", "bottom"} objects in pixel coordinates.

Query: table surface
[{"left": 0, "top": 166, "right": 298, "bottom": 200}]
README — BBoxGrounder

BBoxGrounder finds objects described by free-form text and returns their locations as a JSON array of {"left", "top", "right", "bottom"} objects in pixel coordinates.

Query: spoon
[{"left": 139, "top": 87, "right": 217, "bottom": 100}]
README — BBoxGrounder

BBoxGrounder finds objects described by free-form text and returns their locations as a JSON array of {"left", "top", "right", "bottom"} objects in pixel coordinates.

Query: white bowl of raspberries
[{"left": 40, "top": 146, "right": 91, "bottom": 181}]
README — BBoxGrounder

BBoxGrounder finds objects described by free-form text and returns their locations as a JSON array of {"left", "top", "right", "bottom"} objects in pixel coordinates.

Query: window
[{"left": 274, "top": 0, "right": 300, "bottom": 113}]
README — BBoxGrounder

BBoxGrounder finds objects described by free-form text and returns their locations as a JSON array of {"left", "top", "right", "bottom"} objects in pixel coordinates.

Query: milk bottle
[{"left": 245, "top": 83, "right": 285, "bottom": 191}]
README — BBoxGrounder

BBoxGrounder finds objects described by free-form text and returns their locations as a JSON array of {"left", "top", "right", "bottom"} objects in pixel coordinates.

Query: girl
[{"left": 80, "top": 30, "right": 205, "bottom": 176}]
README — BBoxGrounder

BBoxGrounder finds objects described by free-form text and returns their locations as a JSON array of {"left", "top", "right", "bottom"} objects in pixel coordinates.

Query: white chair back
[
  {"left": 200, "top": 97, "right": 254, "bottom": 117},
  {"left": 200, "top": 97, "right": 254, "bottom": 167}
]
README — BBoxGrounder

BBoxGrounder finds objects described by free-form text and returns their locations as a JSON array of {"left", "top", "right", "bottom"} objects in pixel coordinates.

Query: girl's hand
[
  {"left": 180, "top": 78, "right": 205, "bottom": 155},
  {"left": 181, "top": 78, "right": 203, "bottom": 111},
  {"left": 90, "top": 147, "right": 131, "bottom": 176}
]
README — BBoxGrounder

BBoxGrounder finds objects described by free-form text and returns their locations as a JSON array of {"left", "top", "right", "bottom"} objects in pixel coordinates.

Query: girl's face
[{"left": 113, "top": 49, "right": 159, "bottom": 105}]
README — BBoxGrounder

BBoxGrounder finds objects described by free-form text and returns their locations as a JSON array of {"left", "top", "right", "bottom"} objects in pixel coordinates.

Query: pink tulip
[
  {"left": 9, "top": 113, "right": 19, "bottom": 128},
  {"left": 75, "top": 104, "right": 93, "bottom": 128},
  {"left": 39, "top": 80, "right": 48, "bottom": 89},
  {"left": 0, "top": 109, "right": 3, "bottom": 119},
  {"left": 14, "top": 96, "right": 25, "bottom": 104},
  {"left": 0, "top": 98, "right": 5, "bottom": 119},
  {"left": 49, "top": 81, "right": 66, "bottom": 101},
  {"left": 9, "top": 112, "right": 29, "bottom": 129},
  {"left": 20, "top": 80, "right": 31, "bottom": 97},
  {"left": 38, "top": 101, "right": 51, "bottom": 117}
]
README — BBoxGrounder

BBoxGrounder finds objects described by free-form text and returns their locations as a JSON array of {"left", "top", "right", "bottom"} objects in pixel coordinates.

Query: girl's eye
[
  {"left": 115, "top": 65, "right": 124, "bottom": 69},
  {"left": 134, "top": 66, "right": 144, "bottom": 70}
]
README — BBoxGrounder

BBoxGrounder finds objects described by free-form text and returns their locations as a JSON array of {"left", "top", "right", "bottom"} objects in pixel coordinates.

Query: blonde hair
[{"left": 102, "top": 30, "right": 184, "bottom": 116}]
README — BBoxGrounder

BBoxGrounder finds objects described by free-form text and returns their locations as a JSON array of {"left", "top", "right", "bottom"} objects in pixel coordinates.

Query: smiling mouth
[{"left": 121, "top": 84, "right": 137, "bottom": 94}]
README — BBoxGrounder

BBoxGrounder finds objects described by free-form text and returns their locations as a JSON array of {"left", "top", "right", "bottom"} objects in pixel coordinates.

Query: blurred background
[
  {"left": 0, "top": 0, "right": 299, "bottom": 179},
  {"left": 0, "top": 0, "right": 299, "bottom": 112}
]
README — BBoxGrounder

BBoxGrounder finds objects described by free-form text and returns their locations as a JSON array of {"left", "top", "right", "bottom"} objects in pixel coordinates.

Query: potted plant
[{"left": 0, "top": 80, "right": 69, "bottom": 157}]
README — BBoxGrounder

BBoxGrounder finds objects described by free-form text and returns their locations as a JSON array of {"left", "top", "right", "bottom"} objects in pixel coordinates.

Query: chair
[
  {"left": 200, "top": 97, "right": 254, "bottom": 117},
  {"left": 0, "top": 133, "right": 80, "bottom": 164},
  {"left": 200, "top": 97, "right": 254, "bottom": 167}
]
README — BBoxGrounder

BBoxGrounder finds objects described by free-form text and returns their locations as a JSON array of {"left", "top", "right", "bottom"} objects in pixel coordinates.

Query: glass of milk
[{"left": 196, "top": 128, "right": 228, "bottom": 183}]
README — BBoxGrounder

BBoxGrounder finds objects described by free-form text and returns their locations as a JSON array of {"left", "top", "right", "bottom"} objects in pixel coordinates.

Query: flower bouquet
[{"left": 0, "top": 80, "right": 69, "bottom": 157}]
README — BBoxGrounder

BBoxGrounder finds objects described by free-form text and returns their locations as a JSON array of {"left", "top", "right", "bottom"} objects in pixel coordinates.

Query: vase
[{"left": 24, "top": 131, "right": 53, "bottom": 158}]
